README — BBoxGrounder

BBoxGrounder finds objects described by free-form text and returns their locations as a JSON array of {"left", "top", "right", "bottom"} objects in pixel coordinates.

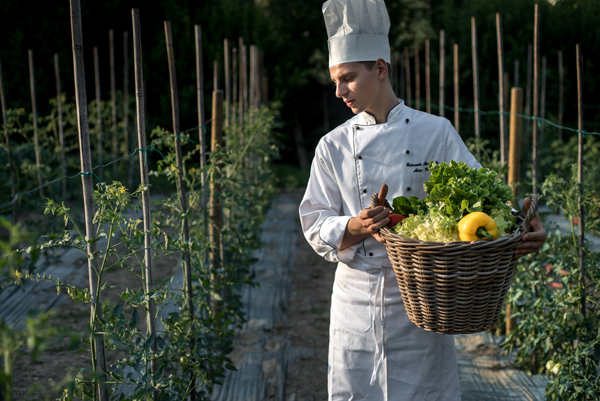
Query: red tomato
[{"left": 387, "top": 214, "right": 408, "bottom": 228}]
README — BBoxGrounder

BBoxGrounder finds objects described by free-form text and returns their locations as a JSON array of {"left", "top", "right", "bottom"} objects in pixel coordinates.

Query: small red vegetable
[{"left": 388, "top": 213, "right": 408, "bottom": 228}]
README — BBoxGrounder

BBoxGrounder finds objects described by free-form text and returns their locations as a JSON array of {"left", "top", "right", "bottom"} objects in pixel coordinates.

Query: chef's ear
[{"left": 375, "top": 58, "right": 389, "bottom": 81}]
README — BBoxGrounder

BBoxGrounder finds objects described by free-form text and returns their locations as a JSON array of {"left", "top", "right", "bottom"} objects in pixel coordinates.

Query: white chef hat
[{"left": 322, "top": 0, "right": 391, "bottom": 68}]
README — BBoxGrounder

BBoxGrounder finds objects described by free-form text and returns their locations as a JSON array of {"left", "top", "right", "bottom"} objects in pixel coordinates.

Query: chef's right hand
[{"left": 356, "top": 205, "right": 391, "bottom": 243}]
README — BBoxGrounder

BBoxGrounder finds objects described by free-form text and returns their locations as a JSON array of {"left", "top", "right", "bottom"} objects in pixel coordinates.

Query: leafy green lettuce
[{"left": 392, "top": 160, "right": 517, "bottom": 242}]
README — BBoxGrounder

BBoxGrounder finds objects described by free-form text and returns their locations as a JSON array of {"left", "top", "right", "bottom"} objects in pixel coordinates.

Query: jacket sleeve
[
  {"left": 299, "top": 140, "right": 359, "bottom": 263},
  {"left": 444, "top": 120, "right": 482, "bottom": 169}
]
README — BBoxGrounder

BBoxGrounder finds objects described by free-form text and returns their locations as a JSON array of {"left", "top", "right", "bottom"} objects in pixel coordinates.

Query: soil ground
[
  {"left": 11, "top": 253, "right": 180, "bottom": 400},
  {"left": 283, "top": 226, "right": 335, "bottom": 401}
]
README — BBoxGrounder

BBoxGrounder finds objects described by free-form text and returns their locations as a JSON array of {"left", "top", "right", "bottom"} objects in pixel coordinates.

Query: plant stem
[{"left": 4, "top": 349, "right": 12, "bottom": 401}]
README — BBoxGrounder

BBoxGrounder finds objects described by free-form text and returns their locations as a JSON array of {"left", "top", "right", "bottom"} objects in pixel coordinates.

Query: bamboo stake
[
  {"left": 506, "top": 86, "right": 523, "bottom": 336},
  {"left": 425, "top": 39, "right": 431, "bottom": 113},
  {"left": 540, "top": 56, "right": 547, "bottom": 140},
  {"left": 110, "top": 30, "right": 118, "bottom": 177},
  {"left": 471, "top": 18, "right": 480, "bottom": 143},
  {"left": 576, "top": 44, "right": 585, "bottom": 318},
  {"left": 0, "top": 61, "right": 16, "bottom": 221},
  {"left": 525, "top": 44, "right": 532, "bottom": 135},
  {"left": 210, "top": 89, "right": 224, "bottom": 314},
  {"left": 125, "top": 31, "right": 134, "bottom": 190},
  {"left": 558, "top": 50, "right": 564, "bottom": 141},
  {"left": 496, "top": 13, "right": 506, "bottom": 166},
  {"left": 28, "top": 50, "right": 44, "bottom": 199},
  {"left": 399, "top": 51, "right": 405, "bottom": 100},
  {"left": 453, "top": 43, "right": 459, "bottom": 133},
  {"left": 508, "top": 88, "right": 524, "bottom": 209},
  {"left": 232, "top": 47, "right": 237, "bottom": 127},
  {"left": 532, "top": 5, "right": 540, "bottom": 194},
  {"left": 240, "top": 38, "right": 246, "bottom": 125},
  {"left": 439, "top": 30, "right": 445, "bottom": 117},
  {"left": 224, "top": 38, "right": 230, "bottom": 130},
  {"left": 132, "top": 8, "right": 157, "bottom": 385},
  {"left": 195, "top": 26, "right": 207, "bottom": 190},
  {"left": 194, "top": 25, "right": 209, "bottom": 316},
  {"left": 249, "top": 45, "right": 255, "bottom": 109},
  {"left": 69, "top": 1, "right": 108, "bottom": 399},
  {"left": 164, "top": 21, "right": 194, "bottom": 399},
  {"left": 514, "top": 59, "right": 519, "bottom": 88},
  {"left": 214, "top": 60, "right": 218, "bottom": 91},
  {"left": 404, "top": 47, "right": 411, "bottom": 108},
  {"left": 54, "top": 55, "right": 67, "bottom": 202},
  {"left": 93, "top": 47, "right": 103, "bottom": 181},
  {"left": 414, "top": 43, "right": 420, "bottom": 111},
  {"left": 392, "top": 53, "right": 398, "bottom": 94}
]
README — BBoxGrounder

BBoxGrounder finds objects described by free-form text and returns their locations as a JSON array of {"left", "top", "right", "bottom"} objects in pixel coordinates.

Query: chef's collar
[{"left": 358, "top": 99, "right": 403, "bottom": 125}]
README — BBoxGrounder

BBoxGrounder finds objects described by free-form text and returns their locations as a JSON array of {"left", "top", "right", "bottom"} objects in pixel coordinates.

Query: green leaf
[{"left": 129, "top": 309, "right": 139, "bottom": 329}]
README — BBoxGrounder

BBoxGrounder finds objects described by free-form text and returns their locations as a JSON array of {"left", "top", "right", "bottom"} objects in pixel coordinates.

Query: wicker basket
[{"left": 371, "top": 193, "right": 538, "bottom": 335}]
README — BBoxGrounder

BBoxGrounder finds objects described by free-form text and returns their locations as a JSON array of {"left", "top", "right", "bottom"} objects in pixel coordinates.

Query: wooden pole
[
  {"left": 414, "top": 43, "right": 420, "bottom": 111},
  {"left": 132, "top": 8, "right": 157, "bottom": 387},
  {"left": 195, "top": 26, "right": 207, "bottom": 189},
  {"left": 525, "top": 44, "right": 532, "bottom": 134},
  {"left": 224, "top": 38, "right": 230, "bottom": 130},
  {"left": 69, "top": 1, "right": 109, "bottom": 399},
  {"left": 506, "top": 86, "right": 523, "bottom": 336},
  {"left": 540, "top": 56, "right": 547, "bottom": 140},
  {"left": 110, "top": 30, "right": 118, "bottom": 177},
  {"left": 508, "top": 88, "right": 524, "bottom": 206},
  {"left": 392, "top": 53, "right": 398, "bottom": 95},
  {"left": 232, "top": 47, "right": 237, "bottom": 127},
  {"left": 425, "top": 39, "right": 431, "bottom": 114},
  {"left": 249, "top": 45, "right": 255, "bottom": 109},
  {"left": 54, "top": 54, "right": 67, "bottom": 202},
  {"left": 399, "top": 51, "right": 405, "bottom": 100},
  {"left": 210, "top": 89, "right": 224, "bottom": 314},
  {"left": 558, "top": 50, "right": 564, "bottom": 141},
  {"left": 453, "top": 43, "right": 459, "bottom": 133},
  {"left": 471, "top": 18, "right": 480, "bottom": 143},
  {"left": 532, "top": 5, "right": 540, "bottom": 194},
  {"left": 93, "top": 46, "right": 103, "bottom": 181},
  {"left": 212, "top": 60, "right": 218, "bottom": 92},
  {"left": 125, "top": 31, "right": 135, "bottom": 190},
  {"left": 496, "top": 13, "right": 506, "bottom": 167},
  {"left": 28, "top": 50, "right": 44, "bottom": 199},
  {"left": 514, "top": 59, "right": 519, "bottom": 88},
  {"left": 164, "top": 21, "right": 195, "bottom": 400},
  {"left": 240, "top": 38, "right": 246, "bottom": 124},
  {"left": 0, "top": 61, "right": 17, "bottom": 221},
  {"left": 404, "top": 47, "right": 411, "bottom": 108},
  {"left": 576, "top": 44, "right": 585, "bottom": 318},
  {"left": 439, "top": 30, "right": 445, "bottom": 117}
]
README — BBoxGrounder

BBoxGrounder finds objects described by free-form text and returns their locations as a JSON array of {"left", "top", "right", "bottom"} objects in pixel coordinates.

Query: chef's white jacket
[{"left": 299, "top": 101, "right": 481, "bottom": 400}]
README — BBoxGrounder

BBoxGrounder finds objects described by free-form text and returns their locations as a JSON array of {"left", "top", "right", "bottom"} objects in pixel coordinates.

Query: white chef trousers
[{"left": 328, "top": 263, "right": 461, "bottom": 401}]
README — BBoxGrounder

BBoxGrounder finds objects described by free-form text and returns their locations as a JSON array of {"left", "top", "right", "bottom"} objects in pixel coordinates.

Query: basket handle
[{"left": 519, "top": 194, "right": 538, "bottom": 235}]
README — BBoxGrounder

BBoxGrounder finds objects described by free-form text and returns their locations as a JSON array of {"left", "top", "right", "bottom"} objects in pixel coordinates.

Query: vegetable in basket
[
  {"left": 390, "top": 160, "right": 517, "bottom": 242},
  {"left": 457, "top": 212, "right": 497, "bottom": 241}
]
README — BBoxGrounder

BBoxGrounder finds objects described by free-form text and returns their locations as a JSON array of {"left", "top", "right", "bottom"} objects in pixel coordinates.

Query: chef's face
[{"left": 330, "top": 61, "right": 381, "bottom": 114}]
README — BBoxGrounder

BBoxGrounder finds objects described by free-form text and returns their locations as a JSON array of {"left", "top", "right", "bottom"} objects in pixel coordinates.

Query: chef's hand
[
  {"left": 340, "top": 184, "right": 391, "bottom": 249},
  {"left": 514, "top": 197, "right": 547, "bottom": 259}
]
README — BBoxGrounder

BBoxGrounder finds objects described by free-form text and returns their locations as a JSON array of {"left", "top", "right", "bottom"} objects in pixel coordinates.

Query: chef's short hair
[{"left": 360, "top": 61, "right": 393, "bottom": 81}]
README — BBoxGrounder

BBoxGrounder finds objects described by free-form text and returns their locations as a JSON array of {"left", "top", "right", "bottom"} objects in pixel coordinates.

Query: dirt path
[{"left": 283, "top": 220, "right": 335, "bottom": 401}]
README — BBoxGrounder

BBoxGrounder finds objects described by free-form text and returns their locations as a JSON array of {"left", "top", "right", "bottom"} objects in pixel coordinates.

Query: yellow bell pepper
[{"left": 458, "top": 212, "right": 498, "bottom": 241}]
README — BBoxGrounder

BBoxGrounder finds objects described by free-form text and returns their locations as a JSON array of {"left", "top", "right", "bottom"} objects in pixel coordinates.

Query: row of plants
[
  {"left": 1, "top": 102, "right": 281, "bottom": 400},
  {"left": 0, "top": 92, "right": 139, "bottom": 214},
  {"left": 473, "top": 131, "right": 600, "bottom": 400}
]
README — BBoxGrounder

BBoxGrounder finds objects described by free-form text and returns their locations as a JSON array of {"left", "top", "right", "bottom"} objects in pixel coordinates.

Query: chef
[{"left": 298, "top": 0, "right": 547, "bottom": 400}]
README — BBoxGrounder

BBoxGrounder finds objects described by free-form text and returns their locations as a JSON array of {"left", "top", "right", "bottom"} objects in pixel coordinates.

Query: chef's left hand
[{"left": 514, "top": 197, "right": 547, "bottom": 259}]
